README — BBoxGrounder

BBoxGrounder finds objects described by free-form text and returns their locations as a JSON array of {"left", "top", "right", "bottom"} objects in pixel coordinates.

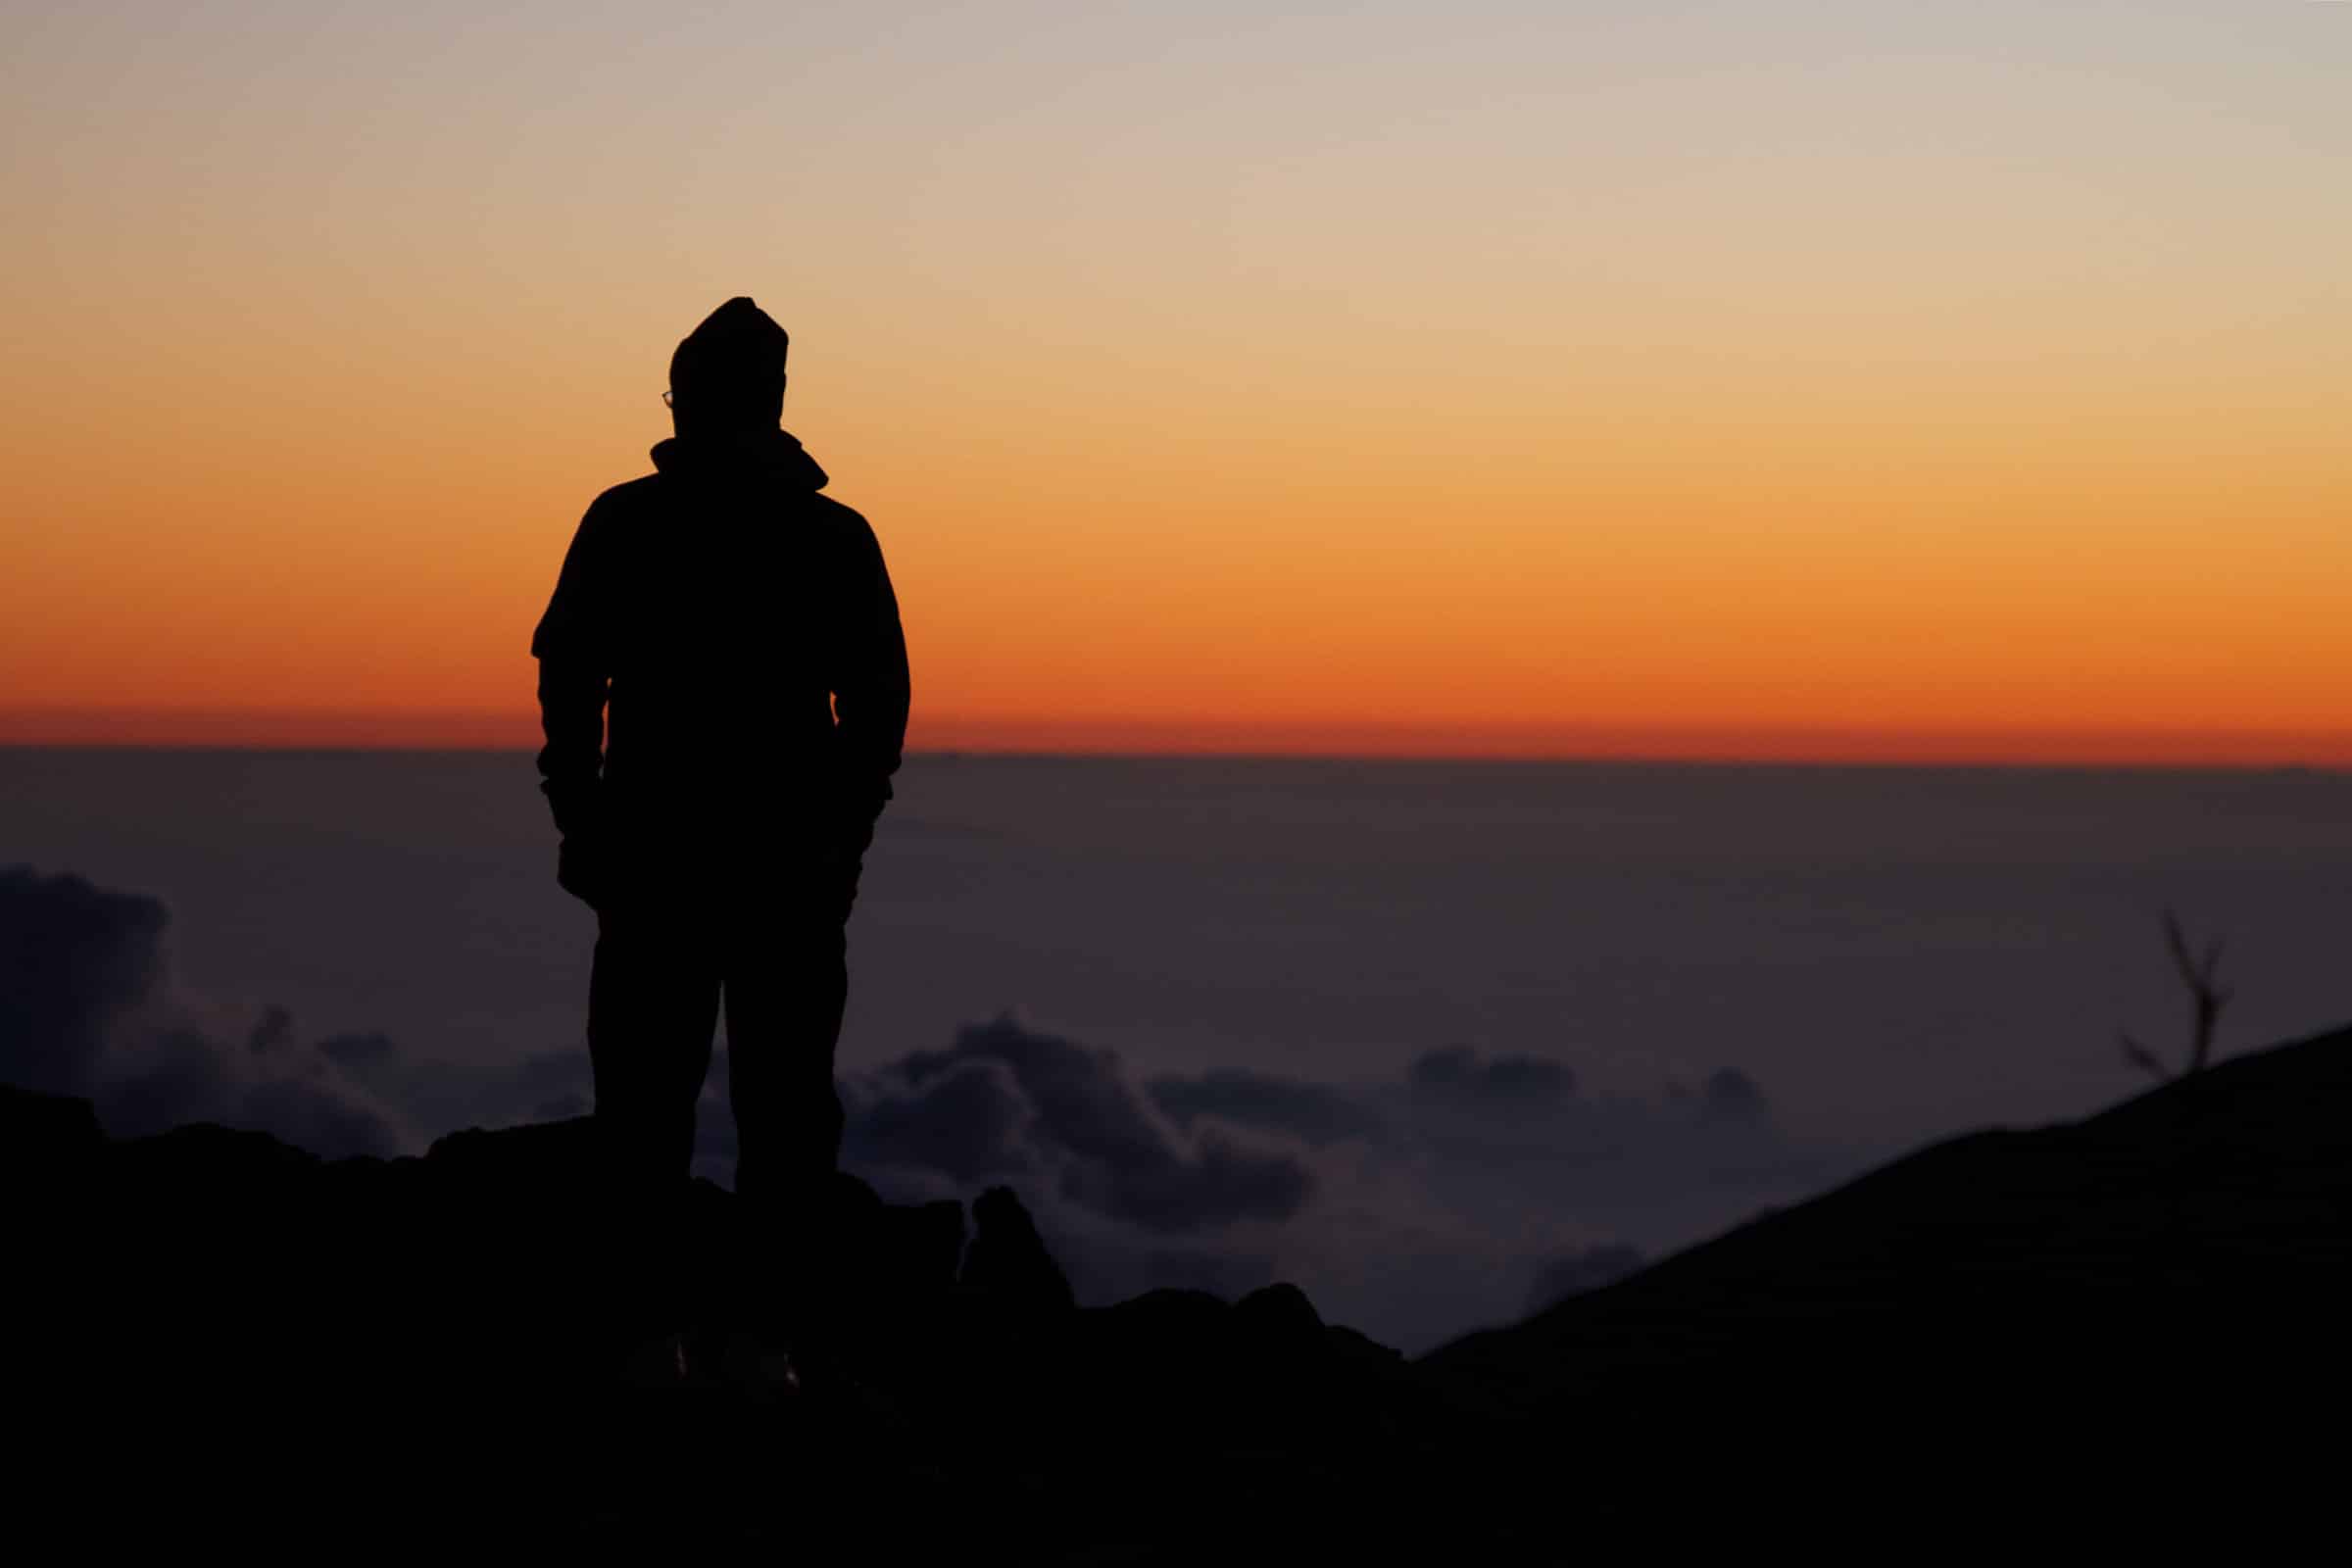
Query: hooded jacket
[{"left": 529, "top": 428, "right": 909, "bottom": 867}]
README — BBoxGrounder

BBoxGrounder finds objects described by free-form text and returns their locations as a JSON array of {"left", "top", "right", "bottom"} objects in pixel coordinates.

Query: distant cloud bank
[
  {"left": 845, "top": 1015, "right": 1313, "bottom": 1234},
  {"left": 0, "top": 865, "right": 1862, "bottom": 1350},
  {"left": 0, "top": 866, "right": 406, "bottom": 1158},
  {"left": 837, "top": 1011, "right": 1846, "bottom": 1347}
]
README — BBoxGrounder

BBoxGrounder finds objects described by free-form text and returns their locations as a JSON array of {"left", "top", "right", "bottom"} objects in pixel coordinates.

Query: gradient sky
[{"left": 4, "top": 2, "right": 2346, "bottom": 760}]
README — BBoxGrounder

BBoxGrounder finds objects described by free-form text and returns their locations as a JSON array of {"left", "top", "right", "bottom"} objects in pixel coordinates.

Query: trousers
[{"left": 586, "top": 864, "right": 857, "bottom": 1205}]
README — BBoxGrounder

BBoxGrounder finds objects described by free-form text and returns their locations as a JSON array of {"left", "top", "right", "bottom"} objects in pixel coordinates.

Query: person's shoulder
[
  {"left": 587, "top": 472, "right": 664, "bottom": 515},
  {"left": 805, "top": 492, "right": 882, "bottom": 547},
  {"left": 565, "top": 474, "right": 664, "bottom": 547}
]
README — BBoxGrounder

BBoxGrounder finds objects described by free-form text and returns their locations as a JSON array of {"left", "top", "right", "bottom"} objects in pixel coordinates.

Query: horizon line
[
  {"left": 2, "top": 745, "right": 2342, "bottom": 777},
  {"left": 4, "top": 710, "right": 2349, "bottom": 772}
]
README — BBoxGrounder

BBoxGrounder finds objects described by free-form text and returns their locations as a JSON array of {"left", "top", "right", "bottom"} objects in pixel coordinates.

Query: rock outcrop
[
  {"left": 12, "top": 1021, "right": 2352, "bottom": 1551},
  {"left": 6, "top": 1081, "right": 1439, "bottom": 1553}
]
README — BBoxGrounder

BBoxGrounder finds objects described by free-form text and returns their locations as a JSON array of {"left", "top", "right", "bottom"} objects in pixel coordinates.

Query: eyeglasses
[{"left": 662, "top": 390, "right": 675, "bottom": 409}]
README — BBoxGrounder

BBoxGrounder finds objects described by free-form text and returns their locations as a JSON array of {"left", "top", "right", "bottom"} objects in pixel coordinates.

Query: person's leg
[
  {"left": 722, "top": 873, "right": 852, "bottom": 1213},
  {"left": 587, "top": 904, "right": 723, "bottom": 1191}
]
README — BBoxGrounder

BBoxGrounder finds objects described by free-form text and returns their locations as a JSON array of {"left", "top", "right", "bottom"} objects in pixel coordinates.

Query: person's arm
[
  {"left": 828, "top": 518, "right": 911, "bottom": 851},
  {"left": 534, "top": 661, "right": 608, "bottom": 837},
  {"left": 529, "top": 498, "right": 617, "bottom": 899}
]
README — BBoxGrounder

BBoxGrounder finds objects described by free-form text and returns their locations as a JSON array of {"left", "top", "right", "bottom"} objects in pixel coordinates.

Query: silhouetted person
[{"left": 531, "top": 297, "right": 909, "bottom": 1225}]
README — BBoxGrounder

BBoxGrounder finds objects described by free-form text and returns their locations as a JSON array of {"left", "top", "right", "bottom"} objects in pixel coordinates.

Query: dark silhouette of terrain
[{"left": 13, "top": 1026, "right": 2350, "bottom": 1551}]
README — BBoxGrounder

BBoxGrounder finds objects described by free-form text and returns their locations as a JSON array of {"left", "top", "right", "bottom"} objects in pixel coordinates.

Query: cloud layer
[
  {"left": 2, "top": 864, "right": 1866, "bottom": 1350},
  {"left": 845, "top": 1015, "right": 1313, "bottom": 1234},
  {"left": 838, "top": 1013, "right": 1858, "bottom": 1348},
  {"left": 1, "top": 866, "right": 407, "bottom": 1157}
]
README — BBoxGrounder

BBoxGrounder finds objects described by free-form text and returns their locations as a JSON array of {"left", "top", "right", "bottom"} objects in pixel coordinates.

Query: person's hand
[{"left": 557, "top": 833, "right": 607, "bottom": 909}]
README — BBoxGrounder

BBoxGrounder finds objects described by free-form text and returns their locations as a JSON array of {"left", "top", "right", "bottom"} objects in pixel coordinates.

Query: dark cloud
[
  {"left": 0, "top": 866, "right": 168, "bottom": 1097},
  {"left": 845, "top": 1015, "right": 1312, "bottom": 1235},
  {"left": 1407, "top": 1044, "right": 1574, "bottom": 1109},
  {"left": 1127, "top": 1044, "right": 1841, "bottom": 1348},
  {"left": 901, "top": 1019, "right": 1173, "bottom": 1188},
  {"left": 2, "top": 864, "right": 1846, "bottom": 1353},
  {"left": 1074, "top": 1124, "right": 1311, "bottom": 1236},
  {"left": 0, "top": 866, "right": 406, "bottom": 1158},
  {"left": 1699, "top": 1067, "right": 1767, "bottom": 1124},
  {"left": 1666, "top": 1065, "right": 1773, "bottom": 1125},
  {"left": 1147, "top": 1067, "right": 1385, "bottom": 1148},
  {"left": 849, "top": 1025, "right": 1807, "bottom": 1277},
  {"left": 852, "top": 1057, "right": 1030, "bottom": 1183},
  {"left": 833, "top": 1020, "right": 1844, "bottom": 1350}
]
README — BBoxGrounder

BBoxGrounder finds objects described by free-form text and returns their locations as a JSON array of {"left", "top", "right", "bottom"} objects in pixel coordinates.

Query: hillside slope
[{"left": 1418, "top": 1021, "right": 2352, "bottom": 1513}]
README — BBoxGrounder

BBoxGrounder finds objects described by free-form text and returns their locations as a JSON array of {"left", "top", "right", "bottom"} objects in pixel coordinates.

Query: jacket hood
[{"left": 650, "top": 428, "right": 829, "bottom": 491}]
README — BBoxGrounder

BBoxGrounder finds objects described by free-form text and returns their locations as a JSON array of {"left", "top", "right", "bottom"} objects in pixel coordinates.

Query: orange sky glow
[{"left": 4, "top": 3, "right": 2347, "bottom": 764}]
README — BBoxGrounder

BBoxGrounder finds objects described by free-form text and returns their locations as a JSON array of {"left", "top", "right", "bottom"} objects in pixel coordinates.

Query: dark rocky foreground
[
  {"left": 12, "top": 1024, "right": 2352, "bottom": 1554},
  {"left": 7, "top": 1089, "right": 1463, "bottom": 1557}
]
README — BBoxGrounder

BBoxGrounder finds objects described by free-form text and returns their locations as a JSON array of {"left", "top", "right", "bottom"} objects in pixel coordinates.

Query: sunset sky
[{"left": 4, "top": 1, "right": 2346, "bottom": 761}]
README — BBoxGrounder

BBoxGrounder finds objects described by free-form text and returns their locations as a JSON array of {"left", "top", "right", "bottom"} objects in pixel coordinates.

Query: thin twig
[{"left": 2120, "top": 910, "right": 2231, "bottom": 1081}]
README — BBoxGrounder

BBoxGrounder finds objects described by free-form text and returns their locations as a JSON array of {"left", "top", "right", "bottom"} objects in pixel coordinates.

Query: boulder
[{"left": 962, "top": 1184, "right": 1075, "bottom": 1313}]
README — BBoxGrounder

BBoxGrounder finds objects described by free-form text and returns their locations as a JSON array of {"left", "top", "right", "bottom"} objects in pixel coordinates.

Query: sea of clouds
[{"left": 0, "top": 862, "right": 1859, "bottom": 1348}]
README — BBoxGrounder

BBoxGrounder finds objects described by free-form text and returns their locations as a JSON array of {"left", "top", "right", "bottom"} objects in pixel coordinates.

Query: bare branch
[
  {"left": 2121, "top": 911, "right": 2233, "bottom": 1080},
  {"left": 2162, "top": 910, "right": 2197, "bottom": 988},
  {"left": 2119, "top": 1032, "right": 2171, "bottom": 1082}
]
